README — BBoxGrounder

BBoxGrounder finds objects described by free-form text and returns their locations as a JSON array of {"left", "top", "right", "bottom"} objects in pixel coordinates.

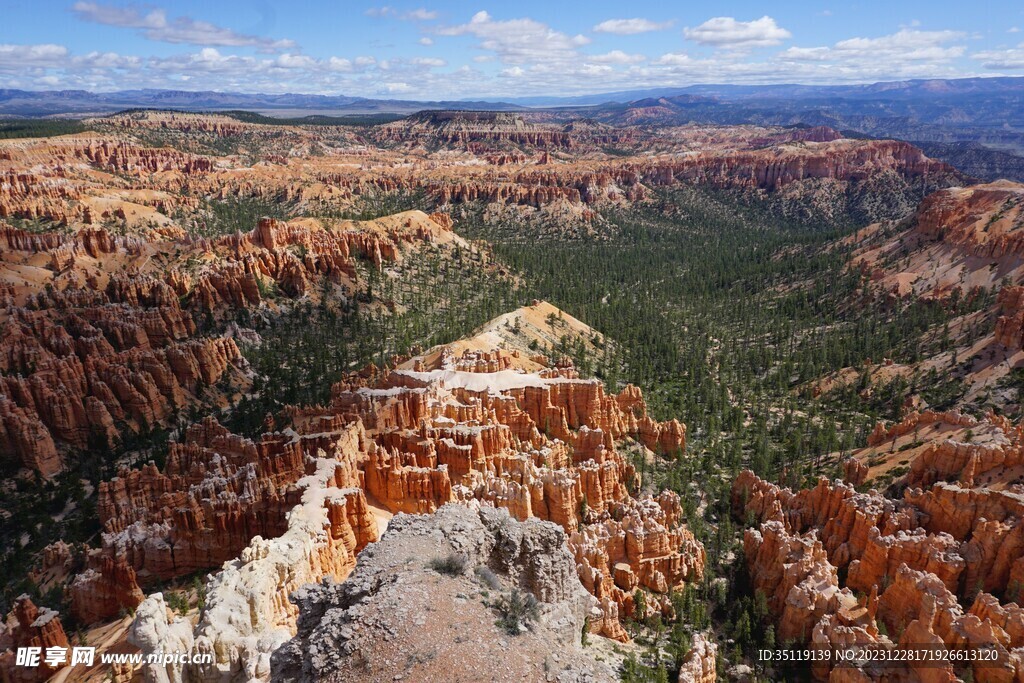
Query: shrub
[
  {"left": 193, "top": 576, "right": 207, "bottom": 611},
  {"left": 164, "top": 591, "right": 189, "bottom": 615},
  {"left": 495, "top": 589, "right": 539, "bottom": 635},
  {"left": 474, "top": 565, "right": 501, "bottom": 590},
  {"left": 428, "top": 553, "right": 467, "bottom": 576}
]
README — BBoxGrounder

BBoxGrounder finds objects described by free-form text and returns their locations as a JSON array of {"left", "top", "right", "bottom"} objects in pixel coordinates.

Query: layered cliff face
[
  {"left": 69, "top": 416, "right": 367, "bottom": 624},
  {"left": 0, "top": 114, "right": 958, "bottom": 239},
  {"left": 323, "top": 347, "right": 698, "bottom": 644},
  {"left": 812, "top": 179, "right": 1024, "bottom": 442},
  {"left": 105, "top": 344, "right": 704, "bottom": 655},
  {"left": 0, "top": 133, "right": 217, "bottom": 228},
  {"left": 851, "top": 180, "right": 1024, "bottom": 301},
  {"left": 0, "top": 210, "right": 458, "bottom": 478},
  {"left": 733, "top": 469, "right": 1024, "bottom": 680},
  {"left": 369, "top": 113, "right": 954, "bottom": 199},
  {"left": 996, "top": 285, "right": 1024, "bottom": 351},
  {"left": 914, "top": 181, "right": 1024, "bottom": 257},
  {"left": 107, "top": 418, "right": 379, "bottom": 679},
  {"left": 370, "top": 110, "right": 639, "bottom": 152},
  {"left": 854, "top": 409, "right": 1024, "bottom": 491}
]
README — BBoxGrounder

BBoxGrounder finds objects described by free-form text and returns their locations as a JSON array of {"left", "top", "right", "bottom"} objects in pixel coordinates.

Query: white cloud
[
  {"left": 155, "top": 48, "right": 254, "bottom": 73},
  {"left": 275, "top": 53, "right": 316, "bottom": 69},
  {"left": 327, "top": 57, "right": 353, "bottom": 72},
  {"left": 579, "top": 64, "right": 613, "bottom": 76},
  {"left": 411, "top": 57, "right": 446, "bottom": 67},
  {"left": 831, "top": 29, "right": 965, "bottom": 60},
  {"left": 72, "top": 51, "right": 142, "bottom": 69},
  {"left": 683, "top": 16, "right": 791, "bottom": 48},
  {"left": 778, "top": 46, "right": 831, "bottom": 61},
  {"left": 1009, "top": 27, "right": 1021, "bottom": 33},
  {"left": 72, "top": 2, "right": 164, "bottom": 28},
  {"left": 438, "top": 11, "right": 589, "bottom": 64},
  {"left": 403, "top": 8, "right": 438, "bottom": 21},
  {"left": 588, "top": 50, "right": 646, "bottom": 65},
  {"left": 72, "top": 2, "right": 296, "bottom": 52},
  {"left": 779, "top": 29, "right": 965, "bottom": 70},
  {"left": 592, "top": 18, "right": 673, "bottom": 35},
  {"left": 653, "top": 53, "right": 693, "bottom": 66},
  {"left": 419, "top": 37, "right": 434, "bottom": 45},
  {"left": 0, "top": 43, "right": 69, "bottom": 69},
  {"left": 972, "top": 44, "right": 1024, "bottom": 69},
  {"left": 364, "top": 6, "right": 395, "bottom": 17}
]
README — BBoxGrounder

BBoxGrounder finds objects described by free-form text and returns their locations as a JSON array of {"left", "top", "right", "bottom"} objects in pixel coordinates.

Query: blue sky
[{"left": 1, "top": 1, "right": 1023, "bottom": 98}]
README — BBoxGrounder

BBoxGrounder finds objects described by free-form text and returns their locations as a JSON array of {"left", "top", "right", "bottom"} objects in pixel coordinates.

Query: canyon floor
[{"left": 1, "top": 108, "right": 1023, "bottom": 683}]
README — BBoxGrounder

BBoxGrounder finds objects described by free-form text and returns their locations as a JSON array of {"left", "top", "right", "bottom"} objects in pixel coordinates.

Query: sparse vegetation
[
  {"left": 428, "top": 553, "right": 468, "bottom": 576},
  {"left": 164, "top": 591, "right": 190, "bottom": 615},
  {"left": 474, "top": 566, "right": 501, "bottom": 590},
  {"left": 494, "top": 589, "right": 540, "bottom": 635}
]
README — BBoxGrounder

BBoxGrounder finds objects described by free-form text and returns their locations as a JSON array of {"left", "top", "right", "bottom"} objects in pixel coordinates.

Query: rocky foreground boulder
[{"left": 270, "top": 504, "right": 618, "bottom": 683}]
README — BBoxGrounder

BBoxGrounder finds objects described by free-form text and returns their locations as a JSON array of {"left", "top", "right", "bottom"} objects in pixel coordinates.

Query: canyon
[
  {"left": 0, "top": 111, "right": 961, "bottom": 241},
  {"left": 728, "top": 177, "right": 1024, "bottom": 680},
  {"left": 71, "top": 325, "right": 704, "bottom": 679},
  {"left": 2, "top": 107, "right": 1019, "bottom": 683}
]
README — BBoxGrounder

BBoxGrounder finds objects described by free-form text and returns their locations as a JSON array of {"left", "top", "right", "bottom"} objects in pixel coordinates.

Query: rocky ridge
[
  {"left": 0, "top": 115, "right": 961, "bottom": 236},
  {"left": 854, "top": 180, "right": 1024, "bottom": 302},
  {"left": 267, "top": 504, "right": 617, "bottom": 683}
]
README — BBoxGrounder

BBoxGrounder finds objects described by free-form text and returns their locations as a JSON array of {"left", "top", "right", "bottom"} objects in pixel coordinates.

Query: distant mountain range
[
  {"left": 510, "top": 76, "right": 1024, "bottom": 107},
  {"left": 3, "top": 77, "right": 1022, "bottom": 117},
  {"left": 0, "top": 88, "right": 525, "bottom": 117},
  {"left": 3, "top": 76, "right": 1023, "bottom": 180}
]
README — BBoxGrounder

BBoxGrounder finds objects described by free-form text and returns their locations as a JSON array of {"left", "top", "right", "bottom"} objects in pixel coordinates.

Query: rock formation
[
  {"left": 102, "top": 344, "right": 701, "bottom": 636},
  {"left": 0, "top": 209, "right": 457, "bottom": 478},
  {"left": 733, "top": 469, "right": 1024, "bottom": 680},
  {"left": 126, "top": 593, "right": 194, "bottom": 683},
  {"left": 677, "top": 633, "right": 718, "bottom": 683},
  {"left": 851, "top": 181, "right": 1024, "bottom": 306},
  {"left": 1, "top": 114, "right": 957, "bottom": 237},
  {"left": 854, "top": 409, "right": 1024, "bottom": 491},
  {"left": 124, "top": 422, "right": 378, "bottom": 680},
  {"left": 70, "top": 417, "right": 373, "bottom": 624},
  {"left": 103, "top": 331, "right": 703, "bottom": 678},
  {"left": 997, "top": 284, "right": 1024, "bottom": 351},
  {"left": 913, "top": 181, "right": 1024, "bottom": 259},
  {"left": 0, "top": 596, "right": 70, "bottom": 683}
]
